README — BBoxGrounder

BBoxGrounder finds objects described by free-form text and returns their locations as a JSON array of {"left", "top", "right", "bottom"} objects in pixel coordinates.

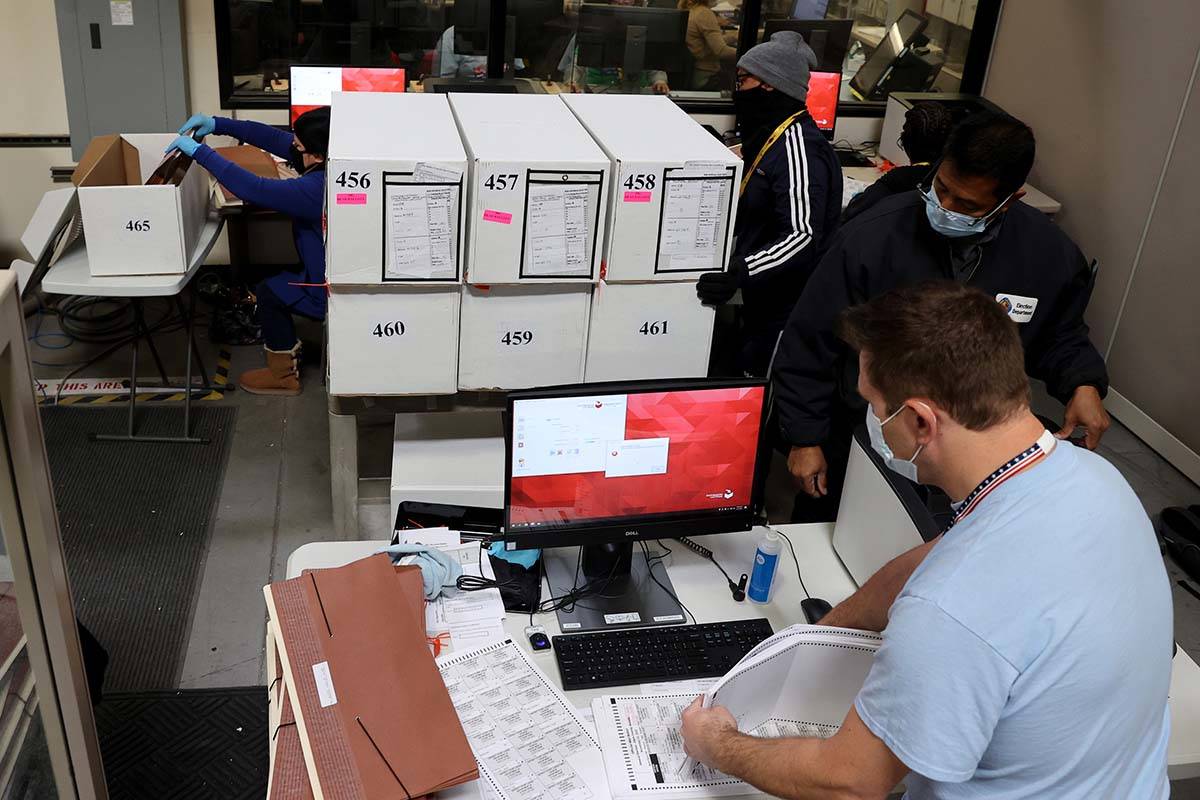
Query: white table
[
  {"left": 41, "top": 215, "right": 225, "bottom": 444},
  {"left": 843, "top": 165, "right": 1063, "bottom": 216},
  {"left": 287, "top": 525, "right": 1200, "bottom": 782}
]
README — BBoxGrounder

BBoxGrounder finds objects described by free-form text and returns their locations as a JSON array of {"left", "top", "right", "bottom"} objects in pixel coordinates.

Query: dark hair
[
  {"left": 839, "top": 282, "right": 1030, "bottom": 430},
  {"left": 900, "top": 102, "right": 953, "bottom": 164},
  {"left": 942, "top": 111, "right": 1035, "bottom": 198},
  {"left": 293, "top": 106, "right": 331, "bottom": 158}
]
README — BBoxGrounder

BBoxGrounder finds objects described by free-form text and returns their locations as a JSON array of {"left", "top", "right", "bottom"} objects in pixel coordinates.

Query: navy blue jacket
[
  {"left": 773, "top": 192, "right": 1108, "bottom": 448},
  {"left": 193, "top": 118, "right": 326, "bottom": 317},
  {"left": 736, "top": 114, "right": 842, "bottom": 336}
]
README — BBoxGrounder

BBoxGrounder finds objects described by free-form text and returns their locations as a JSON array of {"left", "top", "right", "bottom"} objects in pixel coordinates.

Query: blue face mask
[{"left": 921, "top": 184, "right": 1011, "bottom": 239}]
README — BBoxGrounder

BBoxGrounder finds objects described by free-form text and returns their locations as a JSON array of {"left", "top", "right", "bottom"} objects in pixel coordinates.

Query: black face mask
[
  {"left": 287, "top": 145, "right": 308, "bottom": 174},
  {"left": 734, "top": 86, "right": 805, "bottom": 166}
]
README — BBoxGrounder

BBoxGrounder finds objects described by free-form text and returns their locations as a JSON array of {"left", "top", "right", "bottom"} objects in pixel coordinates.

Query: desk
[
  {"left": 42, "top": 214, "right": 225, "bottom": 443},
  {"left": 285, "top": 525, "right": 1200, "bottom": 782},
  {"left": 842, "top": 165, "right": 1063, "bottom": 216}
]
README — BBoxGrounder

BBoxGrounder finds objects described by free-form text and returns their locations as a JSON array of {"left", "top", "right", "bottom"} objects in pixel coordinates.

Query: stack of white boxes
[
  {"left": 561, "top": 94, "right": 742, "bottom": 382},
  {"left": 448, "top": 94, "right": 610, "bottom": 391},
  {"left": 325, "top": 92, "right": 468, "bottom": 394}
]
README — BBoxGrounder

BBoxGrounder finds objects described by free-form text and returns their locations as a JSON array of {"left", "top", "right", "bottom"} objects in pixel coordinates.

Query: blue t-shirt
[{"left": 855, "top": 432, "right": 1172, "bottom": 799}]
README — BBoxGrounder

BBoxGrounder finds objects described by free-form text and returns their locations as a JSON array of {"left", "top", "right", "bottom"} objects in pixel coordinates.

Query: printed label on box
[
  {"left": 336, "top": 193, "right": 367, "bottom": 205},
  {"left": 483, "top": 209, "right": 513, "bottom": 225},
  {"left": 623, "top": 191, "right": 653, "bottom": 203}
]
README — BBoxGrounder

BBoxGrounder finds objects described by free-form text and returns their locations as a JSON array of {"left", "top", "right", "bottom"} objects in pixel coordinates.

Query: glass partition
[{"left": 216, "top": 0, "right": 997, "bottom": 110}]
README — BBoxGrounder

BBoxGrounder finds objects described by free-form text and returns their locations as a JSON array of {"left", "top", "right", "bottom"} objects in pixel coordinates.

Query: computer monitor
[
  {"left": 511, "top": 0, "right": 566, "bottom": 55},
  {"left": 791, "top": 0, "right": 831, "bottom": 18},
  {"left": 288, "top": 66, "right": 406, "bottom": 124},
  {"left": 575, "top": 5, "right": 689, "bottom": 80},
  {"left": 849, "top": 9, "right": 927, "bottom": 101},
  {"left": 451, "top": 0, "right": 491, "bottom": 56},
  {"left": 806, "top": 70, "right": 840, "bottom": 137},
  {"left": 504, "top": 378, "right": 769, "bottom": 630},
  {"left": 832, "top": 427, "right": 941, "bottom": 587},
  {"left": 762, "top": 18, "right": 852, "bottom": 72}
]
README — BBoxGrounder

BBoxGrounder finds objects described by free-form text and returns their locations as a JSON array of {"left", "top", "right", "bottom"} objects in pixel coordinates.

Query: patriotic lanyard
[
  {"left": 739, "top": 109, "right": 808, "bottom": 196},
  {"left": 951, "top": 430, "right": 1057, "bottom": 526}
]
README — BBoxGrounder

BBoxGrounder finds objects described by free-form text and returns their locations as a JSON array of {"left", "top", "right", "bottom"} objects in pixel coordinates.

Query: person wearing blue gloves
[{"left": 165, "top": 108, "right": 330, "bottom": 396}]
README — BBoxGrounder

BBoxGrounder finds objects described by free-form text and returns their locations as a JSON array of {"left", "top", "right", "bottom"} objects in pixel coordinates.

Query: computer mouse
[{"left": 801, "top": 598, "right": 833, "bottom": 624}]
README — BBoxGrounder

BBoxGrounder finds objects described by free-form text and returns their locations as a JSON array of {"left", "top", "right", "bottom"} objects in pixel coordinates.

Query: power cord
[
  {"left": 772, "top": 528, "right": 811, "bottom": 600},
  {"left": 640, "top": 541, "right": 695, "bottom": 624},
  {"left": 676, "top": 536, "right": 747, "bottom": 602}
]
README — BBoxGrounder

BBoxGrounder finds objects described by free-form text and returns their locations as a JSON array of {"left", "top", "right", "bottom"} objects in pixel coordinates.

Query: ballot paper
[
  {"left": 437, "top": 639, "right": 612, "bottom": 800},
  {"left": 523, "top": 179, "right": 597, "bottom": 277},
  {"left": 842, "top": 176, "right": 871, "bottom": 210},
  {"left": 385, "top": 182, "right": 458, "bottom": 280},
  {"left": 594, "top": 626, "right": 880, "bottom": 800},
  {"left": 657, "top": 167, "right": 732, "bottom": 273}
]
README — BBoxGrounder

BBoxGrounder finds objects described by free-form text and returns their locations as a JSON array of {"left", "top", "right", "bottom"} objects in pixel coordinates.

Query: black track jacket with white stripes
[{"left": 736, "top": 114, "right": 842, "bottom": 337}]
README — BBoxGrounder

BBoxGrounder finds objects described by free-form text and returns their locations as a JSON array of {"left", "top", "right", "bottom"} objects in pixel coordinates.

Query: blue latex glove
[
  {"left": 378, "top": 544, "right": 463, "bottom": 600},
  {"left": 164, "top": 135, "right": 200, "bottom": 158},
  {"left": 488, "top": 542, "right": 540, "bottom": 570},
  {"left": 178, "top": 113, "right": 216, "bottom": 138}
]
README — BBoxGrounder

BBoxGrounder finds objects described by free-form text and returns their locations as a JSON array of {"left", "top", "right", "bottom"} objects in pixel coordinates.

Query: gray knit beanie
[{"left": 737, "top": 31, "right": 818, "bottom": 103}]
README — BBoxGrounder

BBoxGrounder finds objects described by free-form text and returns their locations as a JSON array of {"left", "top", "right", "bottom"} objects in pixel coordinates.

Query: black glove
[{"left": 696, "top": 258, "right": 747, "bottom": 306}]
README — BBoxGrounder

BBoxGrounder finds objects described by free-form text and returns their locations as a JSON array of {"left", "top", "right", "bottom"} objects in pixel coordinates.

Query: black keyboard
[{"left": 552, "top": 619, "right": 774, "bottom": 691}]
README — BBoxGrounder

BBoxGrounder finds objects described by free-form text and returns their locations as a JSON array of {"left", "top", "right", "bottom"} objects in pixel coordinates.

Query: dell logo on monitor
[{"left": 624, "top": 530, "right": 639, "bottom": 537}]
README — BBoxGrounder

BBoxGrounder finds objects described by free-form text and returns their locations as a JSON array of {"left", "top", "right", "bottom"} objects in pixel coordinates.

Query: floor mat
[
  {"left": 41, "top": 405, "right": 237, "bottom": 691},
  {"left": 95, "top": 687, "right": 268, "bottom": 800}
]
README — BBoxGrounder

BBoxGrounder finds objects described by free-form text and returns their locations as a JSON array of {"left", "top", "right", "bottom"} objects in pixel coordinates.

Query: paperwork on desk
[
  {"left": 394, "top": 533, "right": 508, "bottom": 655},
  {"left": 438, "top": 638, "right": 612, "bottom": 800},
  {"left": 265, "top": 555, "right": 478, "bottom": 799},
  {"left": 593, "top": 626, "right": 880, "bottom": 800}
]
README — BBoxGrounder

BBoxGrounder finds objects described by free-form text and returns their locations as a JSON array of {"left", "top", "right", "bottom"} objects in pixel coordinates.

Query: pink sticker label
[
  {"left": 483, "top": 209, "right": 513, "bottom": 224},
  {"left": 623, "top": 191, "right": 653, "bottom": 203},
  {"left": 336, "top": 193, "right": 367, "bottom": 205}
]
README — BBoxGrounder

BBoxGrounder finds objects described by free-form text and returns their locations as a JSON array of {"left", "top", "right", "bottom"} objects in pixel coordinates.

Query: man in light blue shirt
[{"left": 680, "top": 282, "right": 1171, "bottom": 799}]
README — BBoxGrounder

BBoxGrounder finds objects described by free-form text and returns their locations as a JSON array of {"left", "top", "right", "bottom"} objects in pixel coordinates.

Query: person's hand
[
  {"left": 696, "top": 271, "right": 739, "bottom": 305},
  {"left": 164, "top": 135, "right": 201, "bottom": 158},
  {"left": 789, "top": 445, "right": 828, "bottom": 498},
  {"left": 1057, "top": 385, "right": 1110, "bottom": 449},
  {"left": 696, "top": 258, "right": 746, "bottom": 306},
  {"left": 652, "top": 80, "right": 670, "bottom": 94},
  {"left": 680, "top": 697, "right": 738, "bottom": 769},
  {"left": 178, "top": 114, "right": 215, "bottom": 139}
]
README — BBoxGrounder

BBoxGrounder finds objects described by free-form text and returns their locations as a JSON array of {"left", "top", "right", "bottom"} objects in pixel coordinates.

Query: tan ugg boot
[{"left": 238, "top": 343, "right": 301, "bottom": 396}]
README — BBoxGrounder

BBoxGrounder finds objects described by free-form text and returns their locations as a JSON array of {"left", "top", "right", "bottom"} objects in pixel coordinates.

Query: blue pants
[{"left": 256, "top": 271, "right": 326, "bottom": 351}]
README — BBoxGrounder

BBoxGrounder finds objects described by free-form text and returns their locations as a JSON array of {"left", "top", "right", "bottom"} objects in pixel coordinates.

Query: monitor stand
[{"left": 543, "top": 542, "right": 686, "bottom": 633}]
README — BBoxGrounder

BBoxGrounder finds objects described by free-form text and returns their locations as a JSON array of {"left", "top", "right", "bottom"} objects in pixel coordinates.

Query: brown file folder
[{"left": 266, "top": 554, "right": 478, "bottom": 800}]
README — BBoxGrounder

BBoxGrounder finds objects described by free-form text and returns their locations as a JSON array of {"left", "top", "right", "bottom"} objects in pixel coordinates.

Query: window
[{"left": 215, "top": 0, "right": 998, "bottom": 111}]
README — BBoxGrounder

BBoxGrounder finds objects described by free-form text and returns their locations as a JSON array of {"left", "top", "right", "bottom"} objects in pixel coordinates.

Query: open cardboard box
[{"left": 72, "top": 133, "right": 210, "bottom": 277}]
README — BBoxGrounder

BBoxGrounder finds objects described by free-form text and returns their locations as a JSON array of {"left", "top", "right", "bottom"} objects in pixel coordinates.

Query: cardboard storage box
[
  {"left": 72, "top": 133, "right": 210, "bottom": 277},
  {"left": 389, "top": 411, "right": 504, "bottom": 530},
  {"left": 448, "top": 94, "right": 610, "bottom": 285},
  {"left": 327, "top": 286, "right": 461, "bottom": 395},
  {"left": 584, "top": 281, "right": 715, "bottom": 382},
  {"left": 457, "top": 284, "right": 592, "bottom": 390},
  {"left": 561, "top": 94, "right": 742, "bottom": 283},
  {"left": 326, "top": 92, "right": 468, "bottom": 286}
]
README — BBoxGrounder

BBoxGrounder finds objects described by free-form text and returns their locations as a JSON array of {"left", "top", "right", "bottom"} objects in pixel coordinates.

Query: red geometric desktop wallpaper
[
  {"left": 290, "top": 67, "right": 406, "bottom": 124},
  {"left": 509, "top": 387, "right": 764, "bottom": 526}
]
